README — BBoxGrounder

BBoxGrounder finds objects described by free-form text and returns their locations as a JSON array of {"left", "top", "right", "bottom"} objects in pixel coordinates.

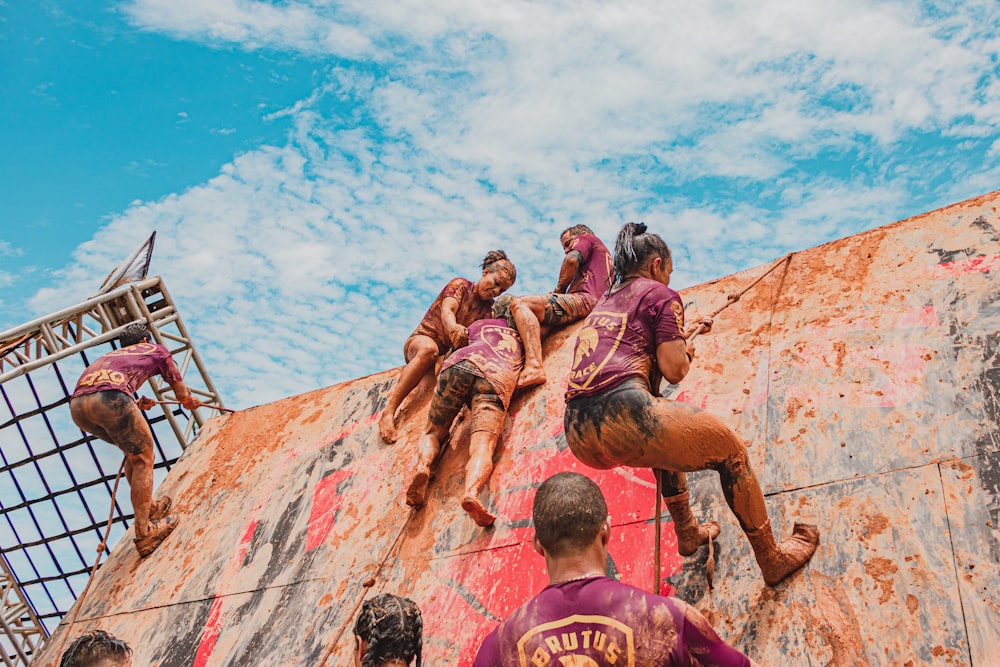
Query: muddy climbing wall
[{"left": 33, "top": 191, "right": 1000, "bottom": 666}]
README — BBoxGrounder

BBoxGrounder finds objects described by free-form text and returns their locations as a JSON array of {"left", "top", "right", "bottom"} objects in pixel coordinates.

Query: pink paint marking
[
  {"left": 305, "top": 469, "right": 354, "bottom": 552},
  {"left": 935, "top": 252, "right": 1000, "bottom": 277},
  {"left": 192, "top": 520, "right": 259, "bottom": 667}
]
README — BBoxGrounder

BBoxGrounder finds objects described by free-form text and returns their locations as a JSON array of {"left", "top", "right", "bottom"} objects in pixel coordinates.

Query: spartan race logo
[{"left": 515, "top": 614, "right": 634, "bottom": 666}]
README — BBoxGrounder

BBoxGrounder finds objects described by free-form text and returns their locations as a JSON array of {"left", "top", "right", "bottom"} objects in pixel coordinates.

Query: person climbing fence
[
  {"left": 562, "top": 222, "right": 819, "bottom": 587},
  {"left": 69, "top": 322, "right": 200, "bottom": 557}
]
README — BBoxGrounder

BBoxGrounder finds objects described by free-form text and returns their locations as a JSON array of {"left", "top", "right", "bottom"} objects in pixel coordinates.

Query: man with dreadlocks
[
  {"left": 405, "top": 294, "right": 524, "bottom": 527},
  {"left": 353, "top": 593, "right": 423, "bottom": 667},
  {"left": 511, "top": 224, "right": 613, "bottom": 388},
  {"left": 60, "top": 630, "right": 132, "bottom": 667},
  {"left": 473, "top": 472, "right": 759, "bottom": 666},
  {"left": 69, "top": 322, "right": 200, "bottom": 557},
  {"left": 562, "top": 222, "right": 819, "bottom": 586}
]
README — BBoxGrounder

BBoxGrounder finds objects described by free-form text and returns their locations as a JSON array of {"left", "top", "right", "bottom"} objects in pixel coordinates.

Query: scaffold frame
[{"left": 0, "top": 276, "right": 224, "bottom": 664}]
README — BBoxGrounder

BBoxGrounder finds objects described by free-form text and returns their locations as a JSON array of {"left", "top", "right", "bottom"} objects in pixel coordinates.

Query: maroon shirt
[
  {"left": 564, "top": 233, "right": 614, "bottom": 304},
  {"left": 411, "top": 277, "right": 494, "bottom": 352},
  {"left": 442, "top": 319, "right": 524, "bottom": 409},
  {"left": 473, "top": 576, "right": 752, "bottom": 666},
  {"left": 565, "top": 277, "right": 685, "bottom": 400},
  {"left": 72, "top": 342, "right": 183, "bottom": 398}
]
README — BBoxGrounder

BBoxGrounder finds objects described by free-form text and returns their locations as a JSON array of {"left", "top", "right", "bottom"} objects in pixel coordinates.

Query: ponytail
[{"left": 612, "top": 222, "right": 670, "bottom": 285}]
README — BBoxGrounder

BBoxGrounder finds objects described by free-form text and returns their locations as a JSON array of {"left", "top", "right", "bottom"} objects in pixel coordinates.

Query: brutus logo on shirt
[
  {"left": 515, "top": 615, "right": 634, "bottom": 666},
  {"left": 568, "top": 312, "right": 627, "bottom": 391}
]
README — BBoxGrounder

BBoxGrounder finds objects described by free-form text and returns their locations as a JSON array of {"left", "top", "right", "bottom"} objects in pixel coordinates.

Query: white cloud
[{"left": 20, "top": 0, "right": 1000, "bottom": 407}]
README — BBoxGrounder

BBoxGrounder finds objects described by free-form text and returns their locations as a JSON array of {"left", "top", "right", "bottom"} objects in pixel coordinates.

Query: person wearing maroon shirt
[
  {"left": 473, "top": 472, "right": 759, "bottom": 667},
  {"left": 511, "top": 225, "right": 613, "bottom": 388},
  {"left": 405, "top": 295, "right": 524, "bottom": 527},
  {"left": 69, "top": 322, "right": 200, "bottom": 557},
  {"left": 563, "top": 223, "right": 819, "bottom": 587},
  {"left": 380, "top": 250, "right": 517, "bottom": 444}
]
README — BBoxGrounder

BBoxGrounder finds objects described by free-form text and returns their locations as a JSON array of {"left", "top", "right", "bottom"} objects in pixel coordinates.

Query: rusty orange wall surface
[{"left": 32, "top": 191, "right": 1000, "bottom": 666}]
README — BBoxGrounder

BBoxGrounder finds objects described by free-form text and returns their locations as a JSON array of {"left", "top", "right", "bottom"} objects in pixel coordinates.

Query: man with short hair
[
  {"left": 59, "top": 630, "right": 132, "bottom": 667},
  {"left": 511, "top": 225, "right": 613, "bottom": 388},
  {"left": 69, "top": 322, "right": 200, "bottom": 557},
  {"left": 473, "top": 472, "right": 759, "bottom": 667}
]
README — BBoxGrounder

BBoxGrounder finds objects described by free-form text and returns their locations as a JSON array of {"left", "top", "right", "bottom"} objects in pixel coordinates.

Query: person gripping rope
[
  {"left": 405, "top": 294, "right": 524, "bottom": 527},
  {"left": 472, "top": 472, "right": 760, "bottom": 666},
  {"left": 562, "top": 222, "right": 819, "bottom": 586},
  {"left": 69, "top": 322, "right": 200, "bottom": 557}
]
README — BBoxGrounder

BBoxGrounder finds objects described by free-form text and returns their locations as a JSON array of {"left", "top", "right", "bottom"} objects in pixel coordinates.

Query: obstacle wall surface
[{"left": 32, "top": 192, "right": 1000, "bottom": 666}]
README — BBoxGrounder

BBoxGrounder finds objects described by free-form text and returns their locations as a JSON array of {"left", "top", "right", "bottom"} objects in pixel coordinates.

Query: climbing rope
[
  {"left": 152, "top": 399, "right": 235, "bottom": 414},
  {"left": 653, "top": 252, "right": 794, "bottom": 594},
  {"left": 316, "top": 507, "right": 418, "bottom": 667},
  {"left": 44, "top": 461, "right": 126, "bottom": 666},
  {"left": 686, "top": 252, "right": 794, "bottom": 344}
]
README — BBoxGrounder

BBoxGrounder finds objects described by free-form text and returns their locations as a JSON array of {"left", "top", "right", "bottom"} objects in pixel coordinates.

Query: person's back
[{"left": 480, "top": 575, "right": 750, "bottom": 666}]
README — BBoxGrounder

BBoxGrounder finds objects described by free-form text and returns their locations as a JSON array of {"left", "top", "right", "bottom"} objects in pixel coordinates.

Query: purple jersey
[
  {"left": 442, "top": 319, "right": 524, "bottom": 408},
  {"left": 72, "top": 342, "right": 183, "bottom": 398},
  {"left": 411, "top": 277, "right": 495, "bottom": 351},
  {"left": 473, "top": 576, "right": 752, "bottom": 666},
  {"left": 565, "top": 233, "right": 614, "bottom": 304},
  {"left": 565, "top": 277, "right": 685, "bottom": 400}
]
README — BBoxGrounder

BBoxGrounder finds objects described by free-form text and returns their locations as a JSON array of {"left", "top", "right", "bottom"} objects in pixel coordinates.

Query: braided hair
[
  {"left": 612, "top": 222, "right": 670, "bottom": 286},
  {"left": 354, "top": 594, "right": 423, "bottom": 667},
  {"left": 60, "top": 630, "right": 132, "bottom": 667},
  {"left": 480, "top": 249, "right": 517, "bottom": 286}
]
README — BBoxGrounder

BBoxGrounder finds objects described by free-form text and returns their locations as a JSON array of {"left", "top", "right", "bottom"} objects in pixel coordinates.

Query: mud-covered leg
[
  {"left": 462, "top": 429, "right": 499, "bottom": 527},
  {"left": 511, "top": 297, "right": 547, "bottom": 388},
  {"left": 657, "top": 469, "right": 721, "bottom": 557},
  {"left": 406, "top": 428, "right": 445, "bottom": 508},
  {"left": 715, "top": 448, "right": 819, "bottom": 586}
]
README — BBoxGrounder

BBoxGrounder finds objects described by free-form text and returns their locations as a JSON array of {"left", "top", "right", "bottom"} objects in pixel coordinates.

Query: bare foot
[
  {"left": 461, "top": 496, "right": 496, "bottom": 527},
  {"left": 406, "top": 469, "right": 430, "bottom": 507},
  {"left": 517, "top": 366, "right": 547, "bottom": 389},
  {"left": 379, "top": 410, "right": 398, "bottom": 444}
]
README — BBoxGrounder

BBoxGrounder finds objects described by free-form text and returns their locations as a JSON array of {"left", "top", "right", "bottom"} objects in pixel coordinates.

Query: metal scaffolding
[{"left": 0, "top": 276, "right": 224, "bottom": 665}]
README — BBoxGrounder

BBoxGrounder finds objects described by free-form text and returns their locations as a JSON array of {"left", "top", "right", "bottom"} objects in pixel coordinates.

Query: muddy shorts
[
  {"left": 542, "top": 292, "right": 596, "bottom": 327},
  {"left": 69, "top": 390, "right": 153, "bottom": 456},
  {"left": 429, "top": 361, "right": 507, "bottom": 436}
]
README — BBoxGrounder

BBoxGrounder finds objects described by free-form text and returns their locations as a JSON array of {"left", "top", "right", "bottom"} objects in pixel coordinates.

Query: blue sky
[{"left": 2, "top": 0, "right": 999, "bottom": 409}]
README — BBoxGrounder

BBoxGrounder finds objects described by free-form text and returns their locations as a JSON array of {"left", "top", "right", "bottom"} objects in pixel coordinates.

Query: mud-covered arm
[
  {"left": 440, "top": 295, "right": 469, "bottom": 348},
  {"left": 555, "top": 249, "right": 583, "bottom": 293}
]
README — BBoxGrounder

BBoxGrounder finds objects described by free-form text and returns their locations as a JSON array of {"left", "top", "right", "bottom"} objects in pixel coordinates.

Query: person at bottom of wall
[
  {"left": 60, "top": 630, "right": 132, "bottom": 667},
  {"left": 354, "top": 593, "right": 423, "bottom": 667},
  {"left": 473, "top": 472, "right": 761, "bottom": 667}
]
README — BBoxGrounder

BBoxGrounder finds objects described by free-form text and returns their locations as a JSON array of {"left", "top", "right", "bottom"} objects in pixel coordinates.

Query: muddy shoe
[
  {"left": 148, "top": 496, "right": 172, "bottom": 522},
  {"left": 461, "top": 496, "right": 497, "bottom": 527},
  {"left": 134, "top": 516, "right": 179, "bottom": 558},
  {"left": 406, "top": 470, "right": 430, "bottom": 508},
  {"left": 663, "top": 491, "right": 721, "bottom": 556},
  {"left": 746, "top": 520, "right": 820, "bottom": 586}
]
